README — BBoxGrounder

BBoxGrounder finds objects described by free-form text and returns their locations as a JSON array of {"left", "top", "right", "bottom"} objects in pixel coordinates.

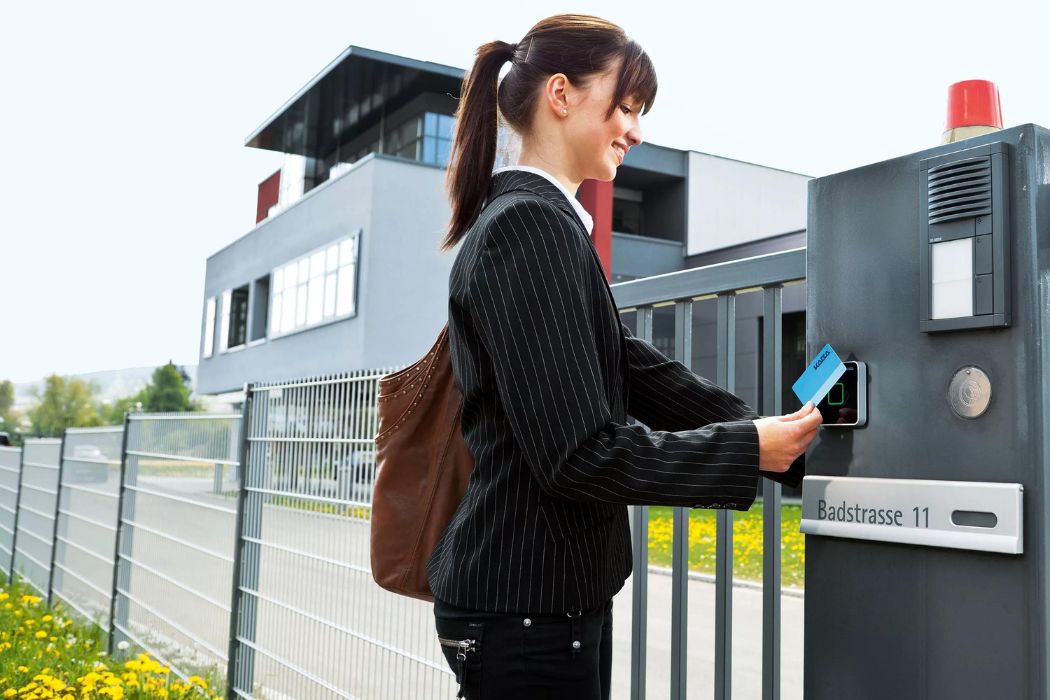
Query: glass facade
[
  {"left": 326, "top": 110, "right": 455, "bottom": 180},
  {"left": 269, "top": 232, "right": 361, "bottom": 337},
  {"left": 422, "top": 112, "right": 454, "bottom": 167}
]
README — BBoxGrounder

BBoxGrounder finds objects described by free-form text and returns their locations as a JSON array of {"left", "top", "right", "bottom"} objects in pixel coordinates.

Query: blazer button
[{"left": 523, "top": 618, "right": 532, "bottom": 627}]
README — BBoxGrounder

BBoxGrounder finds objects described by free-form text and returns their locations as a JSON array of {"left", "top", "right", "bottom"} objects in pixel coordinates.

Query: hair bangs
[{"left": 615, "top": 41, "right": 657, "bottom": 115}]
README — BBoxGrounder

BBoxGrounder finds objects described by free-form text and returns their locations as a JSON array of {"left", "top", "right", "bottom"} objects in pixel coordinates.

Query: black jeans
[{"left": 432, "top": 595, "right": 614, "bottom": 699}]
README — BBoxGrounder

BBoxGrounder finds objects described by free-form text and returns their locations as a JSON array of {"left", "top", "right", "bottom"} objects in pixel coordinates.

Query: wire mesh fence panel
[
  {"left": 53, "top": 426, "right": 124, "bottom": 630},
  {"left": 13, "top": 439, "right": 62, "bottom": 596},
  {"left": 113, "top": 413, "right": 241, "bottom": 686},
  {"left": 0, "top": 446, "right": 22, "bottom": 580},
  {"left": 229, "top": 371, "right": 457, "bottom": 700}
]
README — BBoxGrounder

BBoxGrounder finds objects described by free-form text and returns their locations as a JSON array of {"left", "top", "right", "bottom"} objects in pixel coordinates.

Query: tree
[
  {"left": 141, "top": 361, "right": 202, "bottom": 413},
  {"left": 98, "top": 395, "right": 143, "bottom": 426},
  {"left": 27, "top": 375, "right": 103, "bottom": 436},
  {"left": 0, "top": 379, "right": 20, "bottom": 438}
]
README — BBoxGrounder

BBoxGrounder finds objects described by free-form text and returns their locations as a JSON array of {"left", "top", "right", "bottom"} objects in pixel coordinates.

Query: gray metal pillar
[
  {"left": 46, "top": 429, "right": 69, "bottom": 607},
  {"left": 227, "top": 384, "right": 259, "bottom": 699},
  {"left": 715, "top": 292, "right": 739, "bottom": 700},
  {"left": 762, "top": 285, "right": 783, "bottom": 700},
  {"left": 631, "top": 306, "right": 654, "bottom": 700},
  {"left": 670, "top": 300, "right": 693, "bottom": 699}
]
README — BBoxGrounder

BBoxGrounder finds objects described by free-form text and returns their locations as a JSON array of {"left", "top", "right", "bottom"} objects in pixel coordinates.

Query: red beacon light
[{"left": 942, "top": 80, "right": 1004, "bottom": 144}]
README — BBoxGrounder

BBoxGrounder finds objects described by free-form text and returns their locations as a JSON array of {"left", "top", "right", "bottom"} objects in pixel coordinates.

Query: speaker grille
[{"left": 927, "top": 155, "right": 992, "bottom": 225}]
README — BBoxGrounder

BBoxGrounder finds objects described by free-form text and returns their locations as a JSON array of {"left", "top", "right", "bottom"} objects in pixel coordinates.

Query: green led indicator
[{"left": 827, "top": 382, "right": 846, "bottom": 406}]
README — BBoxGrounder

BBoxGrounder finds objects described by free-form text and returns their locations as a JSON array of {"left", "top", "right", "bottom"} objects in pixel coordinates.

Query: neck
[{"left": 515, "top": 148, "right": 581, "bottom": 195}]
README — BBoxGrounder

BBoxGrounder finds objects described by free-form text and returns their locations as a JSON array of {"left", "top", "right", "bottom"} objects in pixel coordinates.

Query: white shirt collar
[{"left": 491, "top": 164, "right": 594, "bottom": 235}]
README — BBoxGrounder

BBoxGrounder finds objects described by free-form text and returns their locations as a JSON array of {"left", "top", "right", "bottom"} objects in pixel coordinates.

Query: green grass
[
  {"left": 646, "top": 502, "right": 805, "bottom": 588},
  {"left": 0, "top": 573, "right": 224, "bottom": 698}
]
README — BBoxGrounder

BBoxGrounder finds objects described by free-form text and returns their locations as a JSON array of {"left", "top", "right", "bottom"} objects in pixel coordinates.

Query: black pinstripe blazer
[{"left": 426, "top": 170, "right": 803, "bottom": 614}]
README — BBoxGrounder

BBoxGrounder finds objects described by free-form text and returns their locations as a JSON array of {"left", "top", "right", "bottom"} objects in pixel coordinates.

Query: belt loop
[{"left": 567, "top": 609, "right": 582, "bottom": 656}]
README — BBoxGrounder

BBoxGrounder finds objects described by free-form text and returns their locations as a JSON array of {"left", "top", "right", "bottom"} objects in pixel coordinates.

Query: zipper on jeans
[
  {"left": 437, "top": 636, "right": 477, "bottom": 654},
  {"left": 438, "top": 636, "right": 476, "bottom": 697}
]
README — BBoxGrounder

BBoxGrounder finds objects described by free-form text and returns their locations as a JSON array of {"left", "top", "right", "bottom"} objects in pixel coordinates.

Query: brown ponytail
[{"left": 439, "top": 14, "right": 658, "bottom": 252}]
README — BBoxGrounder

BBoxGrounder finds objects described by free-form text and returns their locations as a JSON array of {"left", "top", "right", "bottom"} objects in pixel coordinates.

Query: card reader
[{"left": 817, "top": 361, "right": 867, "bottom": 428}]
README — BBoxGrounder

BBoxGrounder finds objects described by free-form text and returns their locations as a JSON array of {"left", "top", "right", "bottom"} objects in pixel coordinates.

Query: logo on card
[{"left": 793, "top": 343, "right": 846, "bottom": 408}]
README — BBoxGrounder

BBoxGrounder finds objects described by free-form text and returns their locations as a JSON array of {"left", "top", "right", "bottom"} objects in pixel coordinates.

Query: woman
[{"left": 427, "top": 13, "right": 820, "bottom": 699}]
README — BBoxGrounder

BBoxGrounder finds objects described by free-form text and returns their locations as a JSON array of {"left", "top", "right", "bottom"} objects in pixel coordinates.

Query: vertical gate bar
[
  {"left": 762, "top": 285, "right": 783, "bottom": 700},
  {"left": 631, "top": 306, "right": 654, "bottom": 700},
  {"left": 46, "top": 429, "right": 69, "bottom": 607},
  {"left": 9, "top": 440, "right": 26, "bottom": 581},
  {"left": 227, "top": 384, "right": 256, "bottom": 699},
  {"left": 107, "top": 413, "right": 131, "bottom": 653},
  {"left": 671, "top": 300, "right": 692, "bottom": 699},
  {"left": 715, "top": 292, "right": 738, "bottom": 700}
]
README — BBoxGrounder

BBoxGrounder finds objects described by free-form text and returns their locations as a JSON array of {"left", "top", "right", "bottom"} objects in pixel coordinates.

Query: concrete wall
[
  {"left": 198, "top": 154, "right": 453, "bottom": 395},
  {"left": 687, "top": 152, "right": 809, "bottom": 256}
]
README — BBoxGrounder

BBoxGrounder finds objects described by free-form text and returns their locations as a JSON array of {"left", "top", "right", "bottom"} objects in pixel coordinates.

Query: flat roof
[{"left": 244, "top": 45, "right": 465, "bottom": 158}]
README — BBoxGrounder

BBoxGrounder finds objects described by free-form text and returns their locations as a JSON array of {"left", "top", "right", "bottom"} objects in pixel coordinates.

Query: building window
[
  {"left": 202, "top": 297, "right": 216, "bottom": 358},
  {"left": 385, "top": 116, "right": 422, "bottom": 161},
  {"left": 269, "top": 231, "right": 361, "bottom": 337},
  {"left": 613, "top": 187, "right": 644, "bottom": 235},
  {"left": 250, "top": 274, "right": 270, "bottom": 342},
  {"left": 423, "top": 112, "right": 454, "bottom": 167},
  {"left": 223, "top": 284, "right": 249, "bottom": 351}
]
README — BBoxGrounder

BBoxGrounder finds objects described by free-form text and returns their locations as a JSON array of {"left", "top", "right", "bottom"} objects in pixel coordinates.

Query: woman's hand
[{"left": 752, "top": 402, "right": 821, "bottom": 473}]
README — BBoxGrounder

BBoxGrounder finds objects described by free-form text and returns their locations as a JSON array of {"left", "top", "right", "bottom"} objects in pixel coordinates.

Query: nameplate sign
[{"left": 800, "top": 476, "right": 1023, "bottom": 554}]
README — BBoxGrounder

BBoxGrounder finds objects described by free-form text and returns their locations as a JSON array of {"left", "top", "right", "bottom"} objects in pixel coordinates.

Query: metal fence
[
  {"left": 0, "top": 446, "right": 25, "bottom": 582},
  {"left": 52, "top": 426, "right": 123, "bottom": 629},
  {"left": 11, "top": 437, "right": 62, "bottom": 597},
  {"left": 227, "top": 370, "right": 456, "bottom": 699},
  {"left": 112, "top": 413, "right": 243, "bottom": 676},
  {"left": 1, "top": 247, "right": 806, "bottom": 699},
  {"left": 611, "top": 247, "right": 807, "bottom": 700}
]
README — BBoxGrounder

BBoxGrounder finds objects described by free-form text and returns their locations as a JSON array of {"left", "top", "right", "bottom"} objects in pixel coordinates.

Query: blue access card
[{"left": 792, "top": 343, "right": 846, "bottom": 407}]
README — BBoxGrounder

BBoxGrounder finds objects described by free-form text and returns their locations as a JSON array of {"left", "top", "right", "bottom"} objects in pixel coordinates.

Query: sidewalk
[{"left": 609, "top": 570, "right": 804, "bottom": 698}]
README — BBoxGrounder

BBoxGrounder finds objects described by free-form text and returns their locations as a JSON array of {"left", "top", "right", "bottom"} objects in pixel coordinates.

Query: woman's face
[{"left": 565, "top": 59, "right": 645, "bottom": 182}]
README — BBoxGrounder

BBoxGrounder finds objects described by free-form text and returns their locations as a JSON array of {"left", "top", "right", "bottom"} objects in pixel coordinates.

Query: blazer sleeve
[
  {"left": 619, "top": 320, "right": 806, "bottom": 489},
  {"left": 468, "top": 196, "right": 761, "bottom": 509}
]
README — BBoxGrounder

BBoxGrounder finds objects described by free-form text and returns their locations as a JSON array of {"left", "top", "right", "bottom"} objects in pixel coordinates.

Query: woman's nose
[{"left": 626, "top": 126, "right": 643, "bottom": 148}]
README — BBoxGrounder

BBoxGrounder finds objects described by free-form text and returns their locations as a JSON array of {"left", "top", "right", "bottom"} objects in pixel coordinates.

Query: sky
[{"left": 2, "top": 0, "right": 1048, "bottom": 384}]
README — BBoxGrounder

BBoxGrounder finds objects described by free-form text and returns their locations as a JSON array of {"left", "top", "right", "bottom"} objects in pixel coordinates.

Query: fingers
[{"left": 777, "top": 401, "right": 814, "bottom": 421}]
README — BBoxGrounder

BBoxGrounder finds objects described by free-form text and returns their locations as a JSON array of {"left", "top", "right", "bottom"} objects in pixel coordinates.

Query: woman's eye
[{"left": 620, "top": 105, "right": 631, "bottom": 115}]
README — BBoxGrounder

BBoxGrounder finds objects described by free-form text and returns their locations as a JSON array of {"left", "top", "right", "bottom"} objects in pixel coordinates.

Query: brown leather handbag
[{"left": 370, "top": 322, "right": 475, "bottom": 601}]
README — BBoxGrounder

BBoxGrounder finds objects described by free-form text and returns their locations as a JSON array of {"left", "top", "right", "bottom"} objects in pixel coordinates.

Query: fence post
[
  {"left": 631, "top": 306, "right": 653, "bottom": 700},
  {"left": 46, "top": 429, "right": 69, "bottom": 607},
  {"left": 714, "top": 292, "right": 738, "bottom": 700},
  {"left": 8, "top": 441, "right": 27, "bottom": 582},
  {"left": 762, "top": 285, "right": 783, "bottom": 700},
  {"left": 670, "top": 300, "right": 692, "bottom": 699},
  {"left": 107, "top": 413, "right": 132, "bottom": 654},
  {"left": 227, "top": 383, "right": 257, "bottom": 699}
]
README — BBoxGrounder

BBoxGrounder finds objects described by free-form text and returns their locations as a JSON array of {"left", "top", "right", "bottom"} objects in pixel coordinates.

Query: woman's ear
[{"left": 543, "top": 73, "right": 571, "bottom": 118}]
